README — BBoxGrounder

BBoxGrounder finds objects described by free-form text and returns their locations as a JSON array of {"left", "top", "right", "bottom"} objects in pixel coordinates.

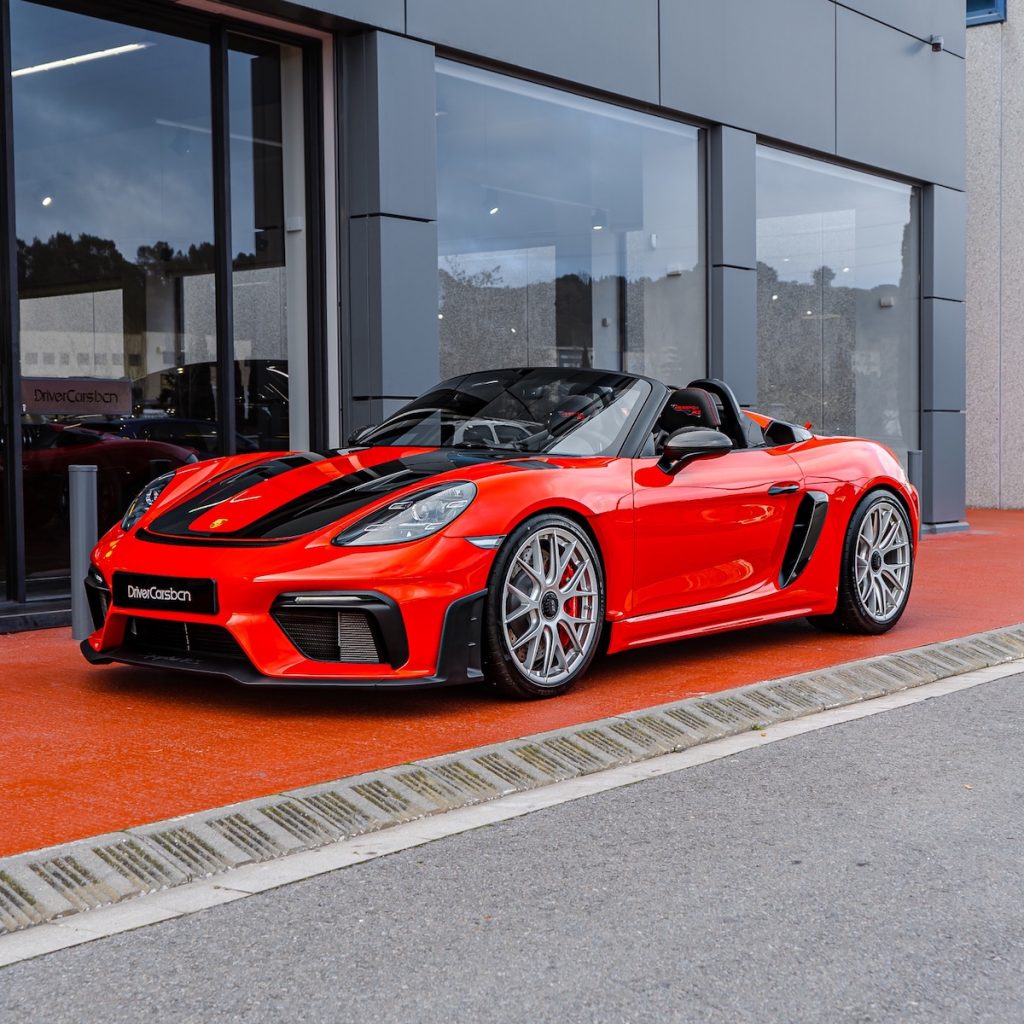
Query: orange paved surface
[{"left": 2, "top": 507, "right": 1023, "bottom": 858}]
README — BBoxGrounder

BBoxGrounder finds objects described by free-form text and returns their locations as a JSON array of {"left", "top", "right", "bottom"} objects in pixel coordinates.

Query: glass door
[{"left": 8, "top": 0, "right": 315, "bottom": 592}]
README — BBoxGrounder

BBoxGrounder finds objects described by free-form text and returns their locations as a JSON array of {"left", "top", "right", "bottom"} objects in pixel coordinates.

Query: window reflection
[
  {"left": 436, "top": 61, "right": 705, "bottom": 385},
  {"left": 755, "top": 148, "right": 919, "bottom": 463}
]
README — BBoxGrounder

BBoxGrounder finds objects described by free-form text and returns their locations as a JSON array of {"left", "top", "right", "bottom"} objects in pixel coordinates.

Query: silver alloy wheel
[
  {"left": 854, "top": 499, "right": 912, "bottom": 622},
  {"left": 501, "top": 525, "right": 600, "bottom": 687}
]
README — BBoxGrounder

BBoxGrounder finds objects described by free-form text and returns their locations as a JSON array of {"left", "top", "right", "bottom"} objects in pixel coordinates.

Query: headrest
[
  {"left": 658, "top": 387, "right": 721, "bottom": 435},
  {"left": 546, "top": 394, "right": 596, "bottom": 436}
]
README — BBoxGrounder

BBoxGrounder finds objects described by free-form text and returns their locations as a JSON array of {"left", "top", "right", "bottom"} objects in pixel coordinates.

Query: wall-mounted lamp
[{"left": 930, "top": 34, "right": 944, "bottom": 53}]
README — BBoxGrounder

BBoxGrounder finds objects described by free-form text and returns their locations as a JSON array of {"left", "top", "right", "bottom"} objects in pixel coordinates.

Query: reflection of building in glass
[{"left": 0, "top": 0, "right": 969, "bottom": 621}]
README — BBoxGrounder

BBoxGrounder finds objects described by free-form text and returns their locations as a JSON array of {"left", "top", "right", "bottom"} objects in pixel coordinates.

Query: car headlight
[
  {"left": 121, "top": 471, "right": 175, "bottom": 531},
  {"left": 332, "top": 482, "right": 476, "bottom": 547}
]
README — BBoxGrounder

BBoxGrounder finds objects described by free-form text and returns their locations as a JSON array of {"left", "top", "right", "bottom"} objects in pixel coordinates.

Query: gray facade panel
[
  {"left": 348, "top": 216, "right": 440, "bottom": 400},
  {"left": 378, "top": 216, "right": 440, "bottom": 398},
  {"left": 922, "top": 185, "right": 967, "bottom": 302},
  {"left": 710, "top": 266, "right": 757, "bottom": 406},
  {"left": 239, "top": 0, "right": 404, "bottom": 32},
  {"left": 709, "top": 127, "right": 756, "bottom": 271},
  {"left": 406, "top": 0, "right": 659, "bottom": 104},
  {"left": 660, "top": 0, "right": 835, "bottom": 154},
  {"left": 344, "top": 33, "right": 437, "bottom": 221},
  {"left": 836, "top": 7, "right": 965, "bottom": 190},
  {"left": 837, "top": 0, "right": 966, "bottom": 58},
  {"left": 921, "top": 298, "right": 966, "bottom": 412},
  {"left": 921, "top": 411, "right": 967, "bottom": 524}
]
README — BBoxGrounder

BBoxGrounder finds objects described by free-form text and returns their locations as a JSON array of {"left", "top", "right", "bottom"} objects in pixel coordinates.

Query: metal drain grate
[
  {"left": 632, "top": 714, "right": 690, "bottom": 744},
  {"left": 302, "top": 792, "right": 375, "bottom": 835},
  {"left": 512, "top": 743, "right": 571, "bottom": 777},
  {"left": 431, "top": 761, "right": 500, "bottom": 797},
  {"left": 29, "top": 856, "right": 120, "bottom": 912},
  {"left": 0, "top": 871, "right": 42, "bottom": 932},
  {"left": 394, "top": 769, "right": 461, "bottom": 807},
  {"left": 261, "top": 801, "right": 336, "bottom": 845},
  {"left": 208, "top": 814, "right": 285, "bottom": 861},
  {"left": 351, "top": 780, "right": 413, "bottom": 817},
  {"left": 474, "top": 752, "right": 539, "bottom": 789},
  {"left": 664, "top": 707, "right": 722, "bottom": 735},
  {"left": 543, "top": 737, "right": 605, "bottom": 771},
  {"left": 607, "top": 720, "right": 667, "bottom": 753},
  {"left": 576, "top": 728, "right": 633, "bottom": 759},
  {"left": 149, "top": 829, "right": 231, "bottom": 877},
  {"left": 94, "top": 840, "right": 178, "bottom": 891},
  {"left": 696, "top": 699, "right": 748, "bottom": 727}
]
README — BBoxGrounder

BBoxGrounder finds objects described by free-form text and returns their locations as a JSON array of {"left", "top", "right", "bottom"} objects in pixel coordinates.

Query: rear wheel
[
  {"left": 809, "top": 491, "right": 914, "bottom": 634},
  {"left": 484, "top": 514, "right": 605, "bottom": 699}
]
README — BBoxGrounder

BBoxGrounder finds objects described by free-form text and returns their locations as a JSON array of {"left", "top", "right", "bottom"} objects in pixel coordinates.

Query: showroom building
[{"left": 0, "top": 0, "right": 967, "bottom": 627}]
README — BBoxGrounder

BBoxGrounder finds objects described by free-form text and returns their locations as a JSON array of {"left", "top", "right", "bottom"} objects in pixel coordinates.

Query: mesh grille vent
[
  {"left": 274, "top": 609, "right": 384, "bottom": 663},
  {"left": 125, "top": 618, "right": 246, "bottom": 661}
]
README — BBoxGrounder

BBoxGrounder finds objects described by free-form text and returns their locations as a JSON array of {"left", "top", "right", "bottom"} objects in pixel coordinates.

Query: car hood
[{"left": 144, "top": 446, "right": 560, "bottom": 542}]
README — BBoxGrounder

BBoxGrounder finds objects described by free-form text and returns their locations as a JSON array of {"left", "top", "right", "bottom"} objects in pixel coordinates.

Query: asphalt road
[{"left": 2, "top": 673, "right": 1023, "bottom": 1024}]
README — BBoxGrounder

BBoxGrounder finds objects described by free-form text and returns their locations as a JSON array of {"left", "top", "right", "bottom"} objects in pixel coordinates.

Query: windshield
[{"left": 360, "top": 368, "right": 651, "bottom": 457}]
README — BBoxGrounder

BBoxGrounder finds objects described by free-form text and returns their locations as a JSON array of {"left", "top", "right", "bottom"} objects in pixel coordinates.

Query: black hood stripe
[{"left": 148, "top": 449, "right": 514, "bottom": 541}]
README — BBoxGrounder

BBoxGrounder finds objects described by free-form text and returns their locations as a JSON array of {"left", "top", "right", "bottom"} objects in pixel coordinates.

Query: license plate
[{"left": 113, "top": 573, "right": 218, "bottom": 614}]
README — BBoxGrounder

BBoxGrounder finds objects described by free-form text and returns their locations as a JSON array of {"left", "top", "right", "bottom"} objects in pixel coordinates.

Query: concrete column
[
  {"left": 342, "top": 32, "right": 438, "bottom": 433},
  {"left": 920, "top": 185, "right": 967, "bottom": 529},
  {"left": 707, "top": 126, "right": 757, "bottom": 405}
]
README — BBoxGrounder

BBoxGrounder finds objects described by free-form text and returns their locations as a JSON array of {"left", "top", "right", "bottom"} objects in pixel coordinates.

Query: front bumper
[
  {"left": 81, "top": 531, "right": 494, "bottom": 687},
  {"left": 80, "top": 589, "right": 486, "bottom": 688}
]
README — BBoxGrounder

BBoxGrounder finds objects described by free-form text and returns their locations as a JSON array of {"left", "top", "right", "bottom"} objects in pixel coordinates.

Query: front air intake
[
  {"left": 272, "top": 608, "right": 386, "bottom": 664},
  {"left": 124, "top": 618, "right": 247, "bottom": 661}
]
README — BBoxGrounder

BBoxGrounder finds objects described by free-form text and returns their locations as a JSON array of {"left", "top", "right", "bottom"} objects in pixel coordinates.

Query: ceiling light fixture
[
  {"left": 41, "top": 196, "right": 53, "bottom": 207},
  {"left": 12, "top": 42, "right": 151, "bottom": 78},
  {"left": 489, "top": 206, "right": 499, "bottom": 216}
]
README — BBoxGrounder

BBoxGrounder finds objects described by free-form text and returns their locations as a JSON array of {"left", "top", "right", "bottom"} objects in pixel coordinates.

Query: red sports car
[{"left": 81, "top": 368, "right": 919, "bottom": 699}]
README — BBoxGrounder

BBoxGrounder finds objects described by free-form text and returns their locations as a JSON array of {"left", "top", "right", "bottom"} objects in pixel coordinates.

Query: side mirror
[
  {"left": 346, "top": 424, "right": 377, "bottom": 447},
  {"left": 657, "top": 427, "right": 732, "bottom": 475}
]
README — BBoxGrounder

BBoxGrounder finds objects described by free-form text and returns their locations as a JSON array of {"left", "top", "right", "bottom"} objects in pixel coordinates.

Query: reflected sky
[{"left": 11, "top": 0, "right": 214, "bottom": 262}]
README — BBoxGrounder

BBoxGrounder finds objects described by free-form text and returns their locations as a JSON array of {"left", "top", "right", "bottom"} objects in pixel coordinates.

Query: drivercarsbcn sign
[
  {"left": 113, "top": 573, "right": 218, "bottom": 613},
  {"left": 21, "top": 377, "right": 131, "bottom": 416}
]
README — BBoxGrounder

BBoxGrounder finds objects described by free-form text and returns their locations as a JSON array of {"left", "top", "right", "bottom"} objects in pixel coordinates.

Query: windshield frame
[{"left": 357, "top": 368, "right": 660, "bottom": 459}]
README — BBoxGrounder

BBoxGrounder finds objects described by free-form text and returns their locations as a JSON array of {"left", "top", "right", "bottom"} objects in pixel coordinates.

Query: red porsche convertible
[{"left": 81, "top": 368, "right": 919, "bottom": 698}]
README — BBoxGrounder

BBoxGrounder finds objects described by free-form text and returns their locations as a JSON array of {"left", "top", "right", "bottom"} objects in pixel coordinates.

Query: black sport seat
[{"left": 656, "top": 387, "right": 721, "bottom": 435}]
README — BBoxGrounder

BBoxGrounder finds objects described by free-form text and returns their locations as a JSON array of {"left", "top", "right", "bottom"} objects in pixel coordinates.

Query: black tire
[
  {"left": 808, "top": 490, "right": 914, "bottom": 635},
  {"left": 484, "top": 513, "right": 606, "bottom": 699}
]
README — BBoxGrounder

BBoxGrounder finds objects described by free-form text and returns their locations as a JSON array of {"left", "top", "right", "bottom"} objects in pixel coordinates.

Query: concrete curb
[{"left": 3, "top": 624, "right": 1024, "bottom": 936}]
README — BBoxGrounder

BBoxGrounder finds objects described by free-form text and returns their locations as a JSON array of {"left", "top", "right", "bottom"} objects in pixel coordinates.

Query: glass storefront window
[
  {"left": 755, "top": 147, "right": 920, "bottom": 463},
  {"left": 436, "top": 61, "right": 705, "bottom": 385},
  {"left": 10, "top": 1, "right": 309, "bottom": 588}
]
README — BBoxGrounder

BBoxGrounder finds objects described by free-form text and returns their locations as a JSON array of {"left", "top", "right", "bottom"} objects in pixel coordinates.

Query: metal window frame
[
  {"left": 967, "top": 0, "right": 1007, "bottom": 27},
  {"left": 0, "top": 0, "right": 329, "bottom": 608},
  {"left": 0, "top": 0, "right": 27, "bottom": 603}
]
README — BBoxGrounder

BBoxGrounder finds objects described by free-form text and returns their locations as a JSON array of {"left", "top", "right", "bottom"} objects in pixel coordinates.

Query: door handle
[{"left": 768, "top": 482, "right": 800, "bottom": 495}]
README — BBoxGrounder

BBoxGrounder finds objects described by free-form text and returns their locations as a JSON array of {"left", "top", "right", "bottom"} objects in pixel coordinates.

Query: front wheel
[
  {"left": 484, "top": 514, "right": 605, "bottom": 699},
  {"left": 809, "top": 490, "right": 914, "bottom": 634}
]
